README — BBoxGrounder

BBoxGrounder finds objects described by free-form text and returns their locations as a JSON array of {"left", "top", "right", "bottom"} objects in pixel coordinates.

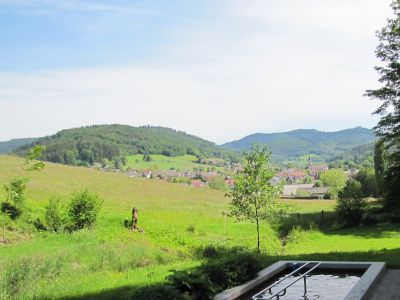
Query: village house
[
  {"left": 224, "top": 179, "right": 235, "bottom": 188},
  {"left": 278, "top": 169, "right": 307, "bottom": 184},
  {"left": 141, "top": 170, "right": 152, "bottom": 178},
  {"left": 127, "top": 170, "right": 139, "bottom": 177},
  {"left": 307, "top": 157, "right": 328, "bottom": 178},
  {"left": 191, "top": 179, "right": 205, "bottom": 188},
  {"left": 297, "top": 186, "right": 329, "bottom": 199},
  {"left": 282, "top": 184, "right": 328, "bottom": 198}
]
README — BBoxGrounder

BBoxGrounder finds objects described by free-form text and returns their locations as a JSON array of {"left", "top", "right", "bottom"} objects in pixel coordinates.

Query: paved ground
[{"left": 369, "top": 269, "right": 400, "bottom": 299}]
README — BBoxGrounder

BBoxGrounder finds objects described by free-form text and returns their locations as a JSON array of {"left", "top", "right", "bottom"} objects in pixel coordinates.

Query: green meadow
[
  {"left": 125, "top": 154, "right": 225, "bottom": 172},
  {"left": 0, "top": 155, "right": 399, "bottom": 299}
]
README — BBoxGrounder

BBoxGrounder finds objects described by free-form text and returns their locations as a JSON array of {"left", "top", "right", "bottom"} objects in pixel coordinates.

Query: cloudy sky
[{"left": 0, "top": 0, "right": 393, "bottom": 144}]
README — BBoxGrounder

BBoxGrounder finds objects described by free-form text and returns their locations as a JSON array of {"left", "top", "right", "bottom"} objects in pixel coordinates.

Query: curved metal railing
[{"left": 252, "top": 261, "right": 322, "bottom": 300}]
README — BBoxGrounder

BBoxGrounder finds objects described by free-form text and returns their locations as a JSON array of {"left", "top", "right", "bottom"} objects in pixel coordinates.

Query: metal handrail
[{"left": 252, "top": 262, "right": 322, "bottom": 300}]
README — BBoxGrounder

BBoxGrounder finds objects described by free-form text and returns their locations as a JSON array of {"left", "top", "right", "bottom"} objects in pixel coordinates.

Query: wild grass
[{"left": 0, "top": 155, "right": 399, "bottom": 299}]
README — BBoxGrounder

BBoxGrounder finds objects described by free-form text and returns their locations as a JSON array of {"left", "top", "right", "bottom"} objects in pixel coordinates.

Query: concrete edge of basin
[
  {"left": 214, "top": 261, "right": 387, "bottom": 300},
  {"left": 214, "top": 261, "right": 287, "bottom": 300},
  {"left": 343, "top": 262, "right": 386, "bottom": 300}
]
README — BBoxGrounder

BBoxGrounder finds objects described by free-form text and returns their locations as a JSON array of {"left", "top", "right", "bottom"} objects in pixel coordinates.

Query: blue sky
[
  {"left": 0, "top": 0, "right": 393, "bottom": 143},
  {"left": 0, "top": 1, "right": 215, "bottom": 70}
]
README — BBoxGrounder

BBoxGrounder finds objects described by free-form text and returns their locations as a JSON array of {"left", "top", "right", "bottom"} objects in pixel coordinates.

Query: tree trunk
[{"left": 256, "top": 218, "right": 260, "bottom": 253}]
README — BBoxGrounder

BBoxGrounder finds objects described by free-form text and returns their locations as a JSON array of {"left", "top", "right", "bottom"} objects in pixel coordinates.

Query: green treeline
[{"left": 15, "top": 125, "right": 238, "bottom": 166}]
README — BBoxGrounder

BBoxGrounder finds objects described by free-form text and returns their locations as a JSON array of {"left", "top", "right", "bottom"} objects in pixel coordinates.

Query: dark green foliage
[
  {"left": 383, "top": 148, "right": 400, "bottom": 211},
  {"left": 201, "top": 245, "right": 219, "bottom": 258},
  {"left": 1, "top": 202, "right": 21, "bottom": 220},
  {"left": 129, "top": 250, "right": 262, "bottom": 300},
  {"left": 355, "top": 167, "right": 379, "bottom": 198},
  {"left": 130, "top": 285, "right": 185, "bottom": 300},
  {"left": 67, "top": 190, "right": 102, "bottom": 230},
  {"left": 330, "top": 143, "right": 375, "bottom": 169},
  {"left": 337, "top": 180, "right": 366, "bottom": 225},
  {"left": 15, "top": 125, "right": 238, "bottom": 166},
  {"left": 199, "top": 253, "right": 260, "bottom": 290},
  {"left": 374, "top": 140, "right": 387, "bottom": 194},
  {"left": 167, "top": 270, "right": 216, "bottom": 300},
  {"left": 366, "top": 1, "right": 400, "bottom": 211},
  {"left": 223, "top": 127, "right": 375, "bottom": 163}
]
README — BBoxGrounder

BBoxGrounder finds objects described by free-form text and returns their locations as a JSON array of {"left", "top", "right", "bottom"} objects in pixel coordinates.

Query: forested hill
[
  {"left": 15, "top": 125, "right": 238, "bottom": 166},
  {"left": 0, "top": 138, "right": 39, "bottom": 154},
  {"left": 222, "top": 127, "right": 375, "bottom": 162}
]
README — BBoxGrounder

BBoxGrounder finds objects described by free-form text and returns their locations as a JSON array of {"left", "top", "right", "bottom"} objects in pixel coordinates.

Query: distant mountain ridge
[
  {"left": 14, "top": 124, "right": 238, "bottom": 166},
  {"left": 0, "top": 138, "right": 39, "bottom": 154},
  {"left": 5, "top": 126, "right": 376, "bottom": 165},
  {"left": 222, "top": 127, "right": 375, "bottom": 162}
]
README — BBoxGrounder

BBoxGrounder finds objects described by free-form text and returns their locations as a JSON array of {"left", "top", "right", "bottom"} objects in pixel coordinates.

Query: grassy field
[
  {"left": 0, "top": 155, "right": 399, "bottom": 299},
  {"left": 125, "top": 154, "right": 225, "bottom": 172}
]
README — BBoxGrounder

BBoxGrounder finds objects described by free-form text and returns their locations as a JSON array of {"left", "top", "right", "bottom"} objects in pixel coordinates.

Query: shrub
[
  {"left": 167, "top": 270, "right": 215, "bottom": 299},
  {"left": 314, "top": 180, "right": 322, "bottom": 187},
  {"left": 130, "top": 284, "right": 185, "bottom": 300},
  {"left": 67, "top": 190, "right": 102, "bottom": 231},
  {"left": 45, "top": 198, "right": 63, "bottom": 232},
  {"left": 200, "top": 253, "right": 261, "bottom": 290},
  {"left": 208, "top": 176, "right": 227, "bottom": 191},
  {"left": 337, "top": 180, "right": 366, "bottom": 225},
  {"left": 1, "top": 202, "right": 22, "bottom": 220},
  {"left": 33, "top": 218, "right": 47, "bottom": 231}
]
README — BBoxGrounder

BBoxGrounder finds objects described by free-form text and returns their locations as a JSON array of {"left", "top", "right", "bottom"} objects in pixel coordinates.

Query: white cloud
[
  {"left": 0, "top": 0, "right": 155, "bottom": 14},
  {"left": 0, "top": 0, "right": 392, "bottom": 143}
]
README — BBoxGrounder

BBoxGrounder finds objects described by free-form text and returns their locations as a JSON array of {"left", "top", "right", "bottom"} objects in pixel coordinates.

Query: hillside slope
[
  {"left": 222, "top": 127, "right": 375, "bottom": 162},
  {"left": 0, "top": 138, "right": 38, "bottom": 154},
  {"left": 15, "top": 125, "right": 238, "bottom": 166}
]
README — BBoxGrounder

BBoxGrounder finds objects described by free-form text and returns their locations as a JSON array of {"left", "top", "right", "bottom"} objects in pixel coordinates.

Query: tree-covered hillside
[
  {"left": 0, "top": 138, "right": 39, "bottom": 154},
  {"left": 222, "top": 127, "right": 375, "bottom": 162},
  {"left": 15, "top": 125, "right": 238, "bottom": 166}
]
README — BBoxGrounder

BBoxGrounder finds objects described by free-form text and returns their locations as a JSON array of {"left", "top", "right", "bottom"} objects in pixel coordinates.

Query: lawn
[{"left": 0, "top": 155, "right": 399, "bottom": 299}]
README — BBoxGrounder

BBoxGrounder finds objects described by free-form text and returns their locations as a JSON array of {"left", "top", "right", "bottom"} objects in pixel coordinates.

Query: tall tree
[
  {"left": 227, "top": 145, "right": 283, "bottom": 253},
  {"left": 320, "top": 169, "right": 347, "bottom": 199},
  {"left": 366, "top": 1, "right": 400, "bottom": 210},
  {"left": 374, "top": 140, "right": 386, "bottom": 195}
]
